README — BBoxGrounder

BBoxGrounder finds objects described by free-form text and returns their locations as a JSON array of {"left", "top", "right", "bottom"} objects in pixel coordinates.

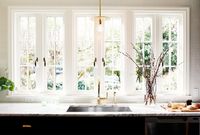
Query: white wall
[{"left": 0, "top": 0, "right": 200, "bottom": 100}]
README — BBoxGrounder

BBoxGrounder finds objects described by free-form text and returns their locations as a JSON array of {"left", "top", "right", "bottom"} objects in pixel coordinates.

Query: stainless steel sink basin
[{"left": 67, "top": 105, "right": 132, "bottom": 112}]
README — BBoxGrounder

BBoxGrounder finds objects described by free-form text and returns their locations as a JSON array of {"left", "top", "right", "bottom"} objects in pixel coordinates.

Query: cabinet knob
[{"left": 22, "top": 124, "right": 32, "bottom": 128}]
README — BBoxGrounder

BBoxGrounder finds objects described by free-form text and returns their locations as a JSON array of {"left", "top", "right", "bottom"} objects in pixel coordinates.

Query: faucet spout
[{"left": 97, "top": 81, "right": 107, "bottom": 105}]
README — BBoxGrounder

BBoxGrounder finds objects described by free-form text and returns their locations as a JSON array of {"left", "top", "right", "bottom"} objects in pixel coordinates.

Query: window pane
[
  {"left": 104, "top": 17, "right": 122, "bottom": 91},
  {"left": 135, "top": 17, "right": 152, "bottom": 91},
  {"left": 136, "top": 17, "right": 152, "bottom": 42},
  {"left": 77, "top": 17, "right": 95, "bottom": 91},
  {"left": 159, "top": 16, "right": 180, "bottom": 93},
  {"left": 47, "top": 67, "right": 54, "bottom": 90},
  {"left": 46, "top": 16, "right": 64, "bottom": 91},
  {"left": 18, "top": 16, "right": 37, "bottom": 90}
]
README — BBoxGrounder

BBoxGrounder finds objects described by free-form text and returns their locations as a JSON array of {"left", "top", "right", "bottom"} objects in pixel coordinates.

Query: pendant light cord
[{"left": 99, "top": 0, "right": 102, "bottom": 24}]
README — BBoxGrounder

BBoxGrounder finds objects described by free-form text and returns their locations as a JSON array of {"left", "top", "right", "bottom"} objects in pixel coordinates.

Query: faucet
[{"left": 97, "top": 81, "right": 108, "bottom": 105}]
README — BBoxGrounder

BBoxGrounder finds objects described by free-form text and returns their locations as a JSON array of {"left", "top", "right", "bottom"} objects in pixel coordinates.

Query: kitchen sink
[{"left": 66, "top": 105, "right": 132, "bottom": 112}]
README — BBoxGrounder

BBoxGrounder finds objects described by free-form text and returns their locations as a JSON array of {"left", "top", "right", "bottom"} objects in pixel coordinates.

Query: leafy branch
[
  {"left": 120, "top": 42, "right": 169, "bottom": 105},
  {"left": 120, "top": 42, "right": 169, "bottom": 83}
]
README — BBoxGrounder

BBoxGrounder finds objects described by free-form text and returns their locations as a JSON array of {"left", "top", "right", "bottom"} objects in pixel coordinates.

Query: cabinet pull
[{"left": 22, "top": 124, "right": 32, "bottom": 128}]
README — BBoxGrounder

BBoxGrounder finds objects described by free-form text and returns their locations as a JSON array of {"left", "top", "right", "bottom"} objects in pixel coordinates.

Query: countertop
[{"left": 0, "top": 103, "right": 200, "bottom": 117}]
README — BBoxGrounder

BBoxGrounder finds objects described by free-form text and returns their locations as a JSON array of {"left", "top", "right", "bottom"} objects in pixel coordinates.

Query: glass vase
[{"left": 144, "top": 79, "right": 157, "bottom": 105}]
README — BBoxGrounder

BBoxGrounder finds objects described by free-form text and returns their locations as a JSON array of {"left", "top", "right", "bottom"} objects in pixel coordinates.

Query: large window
[
  {"left": 133, "top": 11, "right": 187, "bottom": 95},
  {"left": 12, "top": 11, "right": 65, "bottom": 94},
  {"left": 9, "top": 8, "right": 189, "bottom": 100},
  {"left": 74, "top": 12, "right": 124, "bottom": 96}
]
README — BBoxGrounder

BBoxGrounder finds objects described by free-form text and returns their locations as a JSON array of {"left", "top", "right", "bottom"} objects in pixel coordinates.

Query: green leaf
[{"left": 0, "top": 77, "right": 15, "bottom": 91}]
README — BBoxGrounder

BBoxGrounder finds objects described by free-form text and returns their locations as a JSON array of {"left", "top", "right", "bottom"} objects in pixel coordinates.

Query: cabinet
[
  {"left": 0, "top": 116, "right": 199, "bottom": 135},
  {"left": 0, "top": 116, "right": 144, "bottom": 135},
  {"left": 145, "top": 117, "right": 200, "bottom": 135}
]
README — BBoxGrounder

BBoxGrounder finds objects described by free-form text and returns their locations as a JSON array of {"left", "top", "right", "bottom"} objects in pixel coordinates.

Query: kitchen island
[{"left": 0, "top": 103, "right": 199, "bottom": 135}]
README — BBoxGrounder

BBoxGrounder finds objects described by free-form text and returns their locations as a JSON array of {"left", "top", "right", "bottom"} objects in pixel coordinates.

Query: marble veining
[{"left": 0, "top": 103, "right": 199, "bottom": 116}]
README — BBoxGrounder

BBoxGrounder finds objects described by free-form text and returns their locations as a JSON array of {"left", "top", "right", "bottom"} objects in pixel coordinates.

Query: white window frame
[
  {"left": 72, "top": 10, "right": 126, "bottom": 97},
  {"left": 9, "top": 7, "right": 67, "bottom": 96},
  {"left": 8, "top": 7, "right": 190, "bottom": 102},
  {"left": 128, "top": 8, "right": 190, "bottom": 97}
]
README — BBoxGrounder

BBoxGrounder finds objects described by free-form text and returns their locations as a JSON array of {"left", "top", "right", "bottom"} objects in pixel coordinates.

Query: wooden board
[
  {"left": 161, "top": 105, "right": 200, "bottom": 112},
  {"left": 181, "top": 108, "right": 200, "bottom": 112}
]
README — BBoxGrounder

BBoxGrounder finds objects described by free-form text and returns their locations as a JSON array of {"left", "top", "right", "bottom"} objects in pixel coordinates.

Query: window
[
  {"left": 9, "top": 7, "right": 189, "bottom": 100},
  {"left": 132, "top": 10, "right": 188, "bottom": 96},
  {"left": 11, "top": 10, "right": 65, "bottom": 94},
  {"left": 74, "top": 12, "right": 124, "bottom": 96}
]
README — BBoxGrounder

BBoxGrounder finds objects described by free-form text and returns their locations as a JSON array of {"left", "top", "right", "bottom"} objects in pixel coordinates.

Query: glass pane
[
  {"left": 20, "top": 67, "right": 28, "bottom": 89},
  {"left": 171, "top": 43, "right": 177, "bottom": 66},
  {"left": 28, "top": 49, "right": 35, "bottom": 65},
  {"left": 162, "top": 17, "right": 170, "bottom": 41},
  {"left": 171, "top": 18, "right": 178, "bottom": 41},
  {"left": 56, "top": 67, "right": 63, "bottom": 90},
  {"left": 20, "top": 50, "right": 27, "bottom": 65},
  {"left": 55, "top": 43, "right": 63, "bottom": 66},
  {"left": 104, "top": 18, "right": 112, "bottom": 41},
  {"left": 144, "top": 43, "right": 151, "bottom": 65},
  {"left": 144, "top": 21, "right": 152, "bottom": 41},
  {"left": 47, "top": 67, "right": 55, "bottom": 90},
  {"left": 112, "top": 18, "right": 121, "bottom": 41},
  {"left": 163, "top": 43, "right": 169, "bottom": 66},
  {"left": 77, "top": 16, "right": 95, "bottom": 91},
  {"left": 48, "top": 50, "right": 55, "bottom": 65},
  {"left": 161, "top": 67, "right": 177, "bottom": 91},
  {"left": 28, "top": 66, "right": 36, "bottom": 90},
  {"left": 162, "top": 16, "right": 179, "bottom": 42},
  {"left": 136, "top": 17, "right": 152, "bottom": 42},
  {"left": 135, "top": 67, "right": 144, "bottom": 90},
  {"left": 136, "top": 18, "right": 143, "bottom": 43}
]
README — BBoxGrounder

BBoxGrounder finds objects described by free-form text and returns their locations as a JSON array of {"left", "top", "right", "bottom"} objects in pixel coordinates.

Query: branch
[
  {"left": 119, "top": 51, "right": 140, "bottom": 68},
  {"left": 130, "top": 42, "right": 149, "bottom": 78},
  {"left": 152, "top": 49, "right": 169, "bottom": 83}
]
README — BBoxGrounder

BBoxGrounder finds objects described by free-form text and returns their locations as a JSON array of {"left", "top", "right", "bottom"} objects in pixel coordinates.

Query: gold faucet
[{"left": 97, "top": 81, "right": 108, "bottom": 105}]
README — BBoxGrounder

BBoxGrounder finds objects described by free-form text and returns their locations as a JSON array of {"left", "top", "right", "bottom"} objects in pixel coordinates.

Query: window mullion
[
  {"left": 36, "top": 14, "right": 43, "bottom": 93},
  {"left": 15, "top": 15, "right": 21, "bottom": 91}
]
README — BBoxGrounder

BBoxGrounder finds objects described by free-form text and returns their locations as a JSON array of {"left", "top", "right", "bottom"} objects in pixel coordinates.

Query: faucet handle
[{"left": 113, "top": 91, "right": 117, "bottom": 104}]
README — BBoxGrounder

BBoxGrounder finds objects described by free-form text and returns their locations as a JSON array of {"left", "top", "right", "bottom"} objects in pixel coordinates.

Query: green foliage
[
  {"left": 114, "top": 70, "right": 120, "bottom": 82},
  {"left": 0, "top": 77, "right": 15, "bottom": 91}
]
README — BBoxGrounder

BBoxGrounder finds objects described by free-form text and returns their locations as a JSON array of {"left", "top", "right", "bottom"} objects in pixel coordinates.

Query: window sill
[{"left": 0, "top": 93, "right": 195, "bottom": 103}]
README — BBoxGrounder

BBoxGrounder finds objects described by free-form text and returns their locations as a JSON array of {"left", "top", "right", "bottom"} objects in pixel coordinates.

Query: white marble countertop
[{"left": 0, "top": 103, "right": 200, "bottom": 116}]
